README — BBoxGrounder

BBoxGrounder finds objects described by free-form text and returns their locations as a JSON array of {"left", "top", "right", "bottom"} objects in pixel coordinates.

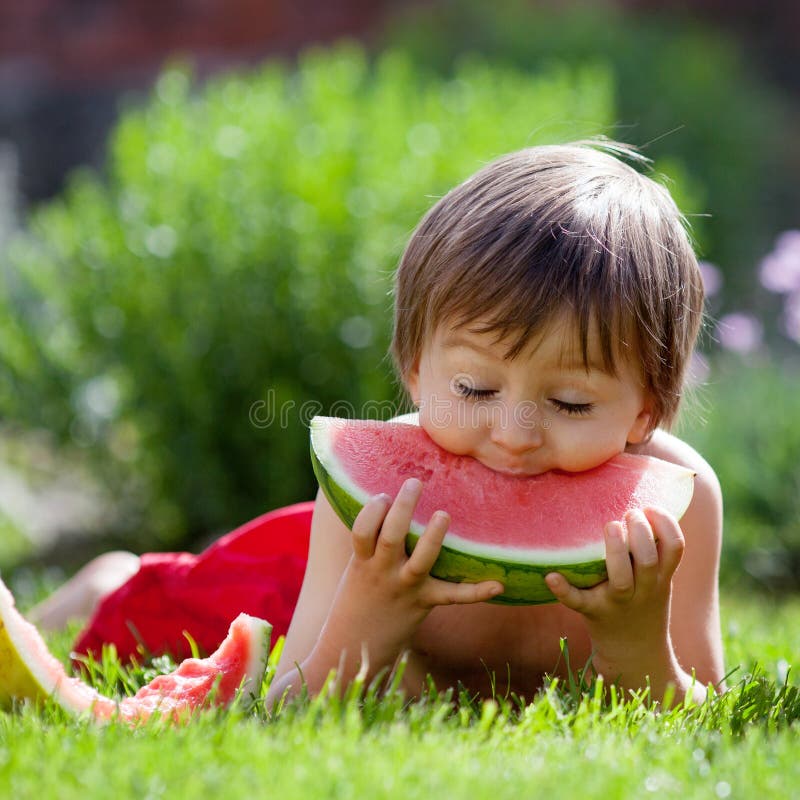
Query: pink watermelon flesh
[
  {"left": 115, "top": 615, "right": 265, "bottom": 722},
  {"left": 0, "top": 575, "right": 269, "bottom": 724},
  {"left": 329, "top": 419, "right": 688, "bottom": 555}
]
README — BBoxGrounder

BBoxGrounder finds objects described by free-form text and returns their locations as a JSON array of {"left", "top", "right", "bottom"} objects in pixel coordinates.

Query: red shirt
[{"left": 73, "top": 502, "right": 314, "bottom": 663}]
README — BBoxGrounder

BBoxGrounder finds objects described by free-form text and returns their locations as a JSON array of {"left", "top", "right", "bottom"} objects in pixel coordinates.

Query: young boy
[
  {"left": 267, "top": 141, "right": 724, "bottom": 706},
  {"left": 30, "top": 140, "right": 723, "bottom": 706}
]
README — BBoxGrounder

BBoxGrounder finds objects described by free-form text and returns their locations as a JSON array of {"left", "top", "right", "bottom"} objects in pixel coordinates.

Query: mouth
[{"left": 471, "top": 449, "right": 547, "bottom": 477}]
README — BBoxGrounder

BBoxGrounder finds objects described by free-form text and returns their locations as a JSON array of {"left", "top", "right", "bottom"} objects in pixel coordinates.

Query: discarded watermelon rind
[
  {"left": 310, "top": 416, "right": 694, "bottom": 605},
  {"left": 0, "top": 574, "right": 271, "bottom": 723}
]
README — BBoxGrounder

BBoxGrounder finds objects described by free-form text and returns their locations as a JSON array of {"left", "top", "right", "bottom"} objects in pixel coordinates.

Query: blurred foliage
[
  {"left": 383, "top": 0, "right": 795, "bottom": 301},
  {"left": 0, "top": 45, "right": 620, "bottom": 548},
  {"left": 678, "top": 358, "right": 800, "bottom": 591},
  {"left": 2, "top": 37, "right": 793, "bottom": 591},
  {"left": 0, "top": 510, "right": 32, "bottom": 572}
]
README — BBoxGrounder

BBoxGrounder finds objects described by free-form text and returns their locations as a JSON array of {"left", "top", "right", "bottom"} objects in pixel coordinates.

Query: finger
[
  {"left": 351, "top": 494, "right": 391, "bottom": 559},
  {"left": 404, "top": 510, "right": 450, "bottom": 579},
  {"left": 544, "top": 572, "right": 587, "bottom": 613},
  {"left": 374, "top": 478, "right": 423, "bottom": 559},
  {"left": 644, "top": 506, "right": 685, "bottom": 577},
  {"left": 604, "top": 521, "right": 634, "bottom": 601},
  {"left": 626, "top": 510, "right": 659, "bottom": 593},
  {"left": 426, "top": 577, "right": 505, "bottom": 606}
]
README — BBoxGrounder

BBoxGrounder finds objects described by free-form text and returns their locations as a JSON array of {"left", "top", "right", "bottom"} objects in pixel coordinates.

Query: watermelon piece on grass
[
  {"left": 0, "top": 575, "right": 270, "bottom": 724},
  {"left": 310, "top": 415, "right": 695, "bottom": 604}
]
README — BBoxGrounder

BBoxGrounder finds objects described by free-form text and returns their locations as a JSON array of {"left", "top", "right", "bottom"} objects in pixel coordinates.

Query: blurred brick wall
[
  {"left": 0, "top": 0, "right": 796, "bottom": 207},
  {"left": 0, "top": 0, "right": 396, "bottom": 206},
  {"left": 0, "top": 0, "right": 391, "bottom": 84},
  {"left": 2, "top": 0, "right": 796, "bottom": 89}
]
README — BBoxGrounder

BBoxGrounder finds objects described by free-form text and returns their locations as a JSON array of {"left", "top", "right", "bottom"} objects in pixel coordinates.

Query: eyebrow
[
  {"left": 443, "top": 333, "right": 611, "bottom": 375},
  {"left": 560, "top": 360, "right": 610, "bottom": 376},
  {"left": 442, "top": 334, "right": 500, "bottom": 359}
]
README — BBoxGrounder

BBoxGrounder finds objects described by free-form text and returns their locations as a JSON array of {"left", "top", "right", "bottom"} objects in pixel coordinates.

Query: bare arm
[
  {"left": 267, "top": 488, "right": 354, "bottom": 705},
  {"left": 267, "top": 480, "right": 503, "bottom": 708},
  {"left": 657, "top": 436, "right": 726, "bottom": 691},
  {"left": 546, "top": 430, "right": 725, "bottom": 705}
]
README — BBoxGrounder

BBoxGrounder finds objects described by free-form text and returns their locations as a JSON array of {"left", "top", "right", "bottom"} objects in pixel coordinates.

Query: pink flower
[
  {"left": 716, "top": 312, "right": 763, "bottom": 354},
  {"left": 776, "top": 230, "right": 800, "bottom": 253},
  {"left": 784, "top": 292, "right": 800, "bottom": 343},
  {"left": 759, "top": 230, "right": 800, "bottom": 294},
  {"left": 698, "top": 261, "right": 722, "bottom": 297}
]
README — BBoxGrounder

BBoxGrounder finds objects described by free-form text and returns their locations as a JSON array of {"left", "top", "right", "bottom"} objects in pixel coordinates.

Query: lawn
[{"left": 1, "top": 590, "right": 798, "bottom": 799}]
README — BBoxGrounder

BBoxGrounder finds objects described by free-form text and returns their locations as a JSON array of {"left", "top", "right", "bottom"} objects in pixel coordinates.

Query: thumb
[
  {"left": 431, "top": 578, "right": 505, "bottom": 606},
  {"left": 545, "top": 572, "right": 586, "bottom": 612}
]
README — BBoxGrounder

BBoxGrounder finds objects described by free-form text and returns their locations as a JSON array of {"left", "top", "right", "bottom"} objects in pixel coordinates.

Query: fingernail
[
  {"left": 374, "top": 493, "right": 391, "bottom": 504},
  {"left": 433, "top": 510, "right": 449, "bottom": 525},
  {"left": 403, "top": 477, "right": 422, "bottom": 494}
]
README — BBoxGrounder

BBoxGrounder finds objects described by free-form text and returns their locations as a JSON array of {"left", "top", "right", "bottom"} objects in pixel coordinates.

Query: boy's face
[{"left": 406, "top": 315, "right": 653, "bottom": 476}]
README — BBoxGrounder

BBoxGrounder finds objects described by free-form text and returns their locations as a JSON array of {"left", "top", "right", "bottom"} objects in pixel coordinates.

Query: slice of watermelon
[
  {"left": 0, "top": 575, "right": 270, "bottom": 724},
  {"left": 309, "top": 416, "right": 696, "bottom": 604}
]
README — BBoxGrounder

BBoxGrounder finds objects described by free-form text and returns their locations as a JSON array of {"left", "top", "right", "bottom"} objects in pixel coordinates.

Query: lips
[{"left": 470, "top": 448, "right": 546, "bottom": 476}]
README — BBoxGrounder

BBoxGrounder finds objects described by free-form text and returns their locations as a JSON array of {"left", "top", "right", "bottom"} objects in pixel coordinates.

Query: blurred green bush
[
  {"left": 0, "top": 45, "right": 618, "bottom": 548},
  {"left": 383, "top": 0, "right": 794, "bottom": 301},
  {"left": 678, "top": 358, "right": 800, "bottom": 591},
  {"left": 0, "top": 510, "right": 32, "bottom": 572}
]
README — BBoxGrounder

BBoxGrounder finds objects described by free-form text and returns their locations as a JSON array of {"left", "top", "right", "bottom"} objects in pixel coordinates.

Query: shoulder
[
  {"left": 632, "top": 427, "right": 712, "bottom": 475},
  {"left": 631, "top": 428, "right": 722, "bottom": 510},
  {"left": 631, "top": 429, "right": 723, "bottom": 548},
  {"left": 637, "top": 434, "right": 725, "bottom": 686}
]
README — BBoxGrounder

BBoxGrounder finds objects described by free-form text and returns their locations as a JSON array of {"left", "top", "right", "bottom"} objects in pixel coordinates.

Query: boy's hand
[
  {"left": 544, "top": 507, "right": 685, "bottom": 688},
  {"left": 314, "top": 478, "right": 504, "bottom": 679}
]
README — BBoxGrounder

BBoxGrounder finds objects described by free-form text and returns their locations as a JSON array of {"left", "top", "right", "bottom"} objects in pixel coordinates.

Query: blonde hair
[{"left": 390, "top": 141, "right": 704, "bottom": 430}]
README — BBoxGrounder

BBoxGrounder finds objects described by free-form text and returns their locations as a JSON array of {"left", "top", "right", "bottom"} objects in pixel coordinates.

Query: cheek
[
  {"left": 548, "top": 420, "right": 627, "bottom": 471},
  {"left": 419, "top": 408, "right": 481, "bottom": 456}
]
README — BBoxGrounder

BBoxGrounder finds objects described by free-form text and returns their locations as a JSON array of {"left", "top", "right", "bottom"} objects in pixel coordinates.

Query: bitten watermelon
[
  {"left": 0, "top": 575, "right": 270, "bottom": 724},
  {"left": 310, "top": 416, "right": 695, "bottom": 604}
]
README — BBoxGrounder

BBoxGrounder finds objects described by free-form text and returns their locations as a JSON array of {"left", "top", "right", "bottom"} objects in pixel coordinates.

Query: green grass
[{"left": 1, "top": 591, "right": 799, "bottom": 799}]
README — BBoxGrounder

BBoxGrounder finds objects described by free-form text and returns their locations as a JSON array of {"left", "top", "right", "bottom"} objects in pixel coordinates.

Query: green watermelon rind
[
  {"left": 0, "top": 574, "right": 272, "bottom": 721},
  {"left": 310, "top": 430, "right": 607, "bottom": 605}
]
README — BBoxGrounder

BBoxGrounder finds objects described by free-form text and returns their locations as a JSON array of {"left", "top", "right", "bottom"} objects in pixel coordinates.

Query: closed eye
[
  {"left": 454, "top": 381, "right": 497, "bottom": 400},
  {"left": 550, "top": 398, "right": 595, "bottom": 416}
]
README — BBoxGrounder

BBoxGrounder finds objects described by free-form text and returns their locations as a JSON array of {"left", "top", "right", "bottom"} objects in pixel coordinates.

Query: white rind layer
[
  {"left": 0, "top": 578, "right": 111, "bottom": 715},
  {"left": 237, "top": 614, "right": 272, "bottom": 699},
  {"left": 311, "top": 416, "right": 377, "bottom": 510}
]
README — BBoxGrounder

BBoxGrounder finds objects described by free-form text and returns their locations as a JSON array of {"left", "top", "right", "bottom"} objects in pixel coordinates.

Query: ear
[
  {"left": 405, "top": 358, "right": 421, "bottom": 407},
  {"left": 626, "top": 397, "right": 654, "bottom": 444}
]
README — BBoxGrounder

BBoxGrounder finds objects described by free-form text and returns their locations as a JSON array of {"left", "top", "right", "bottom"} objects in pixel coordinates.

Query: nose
[{"left": 489, "top": 403, "right": 544, "bottom": 455}]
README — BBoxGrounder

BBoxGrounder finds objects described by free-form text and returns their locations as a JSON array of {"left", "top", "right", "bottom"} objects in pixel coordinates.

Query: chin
[
  {"left": 493, "top": 467, "right": 542, "bottom": 477},
  {"left": 558, "top": 452, "right": 625, "bottom": 473}
]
